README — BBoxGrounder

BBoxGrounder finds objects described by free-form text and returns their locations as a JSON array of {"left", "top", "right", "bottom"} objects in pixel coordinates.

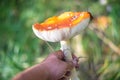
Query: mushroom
[{"left": 32, "top": 11, "right": 92, "bottom": 80}]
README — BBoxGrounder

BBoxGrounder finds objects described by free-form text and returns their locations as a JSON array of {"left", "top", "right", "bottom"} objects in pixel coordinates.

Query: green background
[{"left": 0, "top": 0, "right": 120, "bottom": 80}]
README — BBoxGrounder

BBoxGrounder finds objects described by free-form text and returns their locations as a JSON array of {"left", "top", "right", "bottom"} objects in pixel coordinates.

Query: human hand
[
  {"left": 43, "top": 50, "right": 79, "bottom": 80},
  {"left": 12, "top": 50, "right": 79, "bottom": 80}
]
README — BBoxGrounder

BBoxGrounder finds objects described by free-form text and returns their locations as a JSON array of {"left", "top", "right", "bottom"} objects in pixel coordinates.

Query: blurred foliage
[{"left": 0, "top": 0, "right": 120, "bottom": 80}]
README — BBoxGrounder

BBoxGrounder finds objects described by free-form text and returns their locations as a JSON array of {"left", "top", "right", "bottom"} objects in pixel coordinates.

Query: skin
[{"left": 12, "top": 50, "right": 79, "bottom": 80}]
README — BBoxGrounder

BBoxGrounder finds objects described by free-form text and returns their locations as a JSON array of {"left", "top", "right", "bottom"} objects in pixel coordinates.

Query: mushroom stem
[
  {"left": 60, "top": 40, "right": 72, "bottom": 60},
  {"left": 60, "top": 40, "right": 80, "bottom": 80}
]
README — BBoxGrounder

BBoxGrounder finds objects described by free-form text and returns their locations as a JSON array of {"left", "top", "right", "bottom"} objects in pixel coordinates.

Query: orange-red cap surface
[{"left": 33, "top": 12, "right": 91, "bottom": 31}]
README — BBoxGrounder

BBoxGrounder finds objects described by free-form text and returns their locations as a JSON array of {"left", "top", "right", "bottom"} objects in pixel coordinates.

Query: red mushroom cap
[{"left": 32, "top": 12, "right": 92, "bottom": 42}]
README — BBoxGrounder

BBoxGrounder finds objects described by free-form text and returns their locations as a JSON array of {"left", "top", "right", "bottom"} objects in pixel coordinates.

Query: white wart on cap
[{"left": 32, "top": 12, "right": 92, "bottom": 42}]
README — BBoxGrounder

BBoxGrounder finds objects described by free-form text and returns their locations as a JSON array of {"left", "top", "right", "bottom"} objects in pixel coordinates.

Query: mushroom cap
[{"left": 32, "top": 12, "right": 92, "bottom": 42}]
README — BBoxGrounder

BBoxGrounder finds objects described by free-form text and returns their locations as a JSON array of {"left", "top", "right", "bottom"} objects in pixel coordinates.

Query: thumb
[{"left": 52, "top": 50, "right": 65, "bottom": 60}]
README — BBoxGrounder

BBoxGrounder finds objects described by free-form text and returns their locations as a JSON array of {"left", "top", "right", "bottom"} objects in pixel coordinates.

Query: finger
[
  {"left": 58, "top": 71, "right": 71, "bottom": 80},
  {"left": 72, "top": 53, "right": 79, "bottom": 62},
  {"left": 72, "top": 58, "right": 79, "bottom": 69},
  {"left": 53, "top": 50, "right": 65, "bottom": 60},
  {"left": 71, "top": 54, "right": 80, "bottom": 69},
  {"left": 66, "top": 61, "right": 74, "bottom": 71},
  {"left": 58, "top": 76, "right": 70, "bottom": 80}
]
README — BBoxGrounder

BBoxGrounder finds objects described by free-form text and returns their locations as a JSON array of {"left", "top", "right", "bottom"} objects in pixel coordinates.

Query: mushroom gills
[{"left": 70, "top": 18, "right": 90, "bottom": 37}]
